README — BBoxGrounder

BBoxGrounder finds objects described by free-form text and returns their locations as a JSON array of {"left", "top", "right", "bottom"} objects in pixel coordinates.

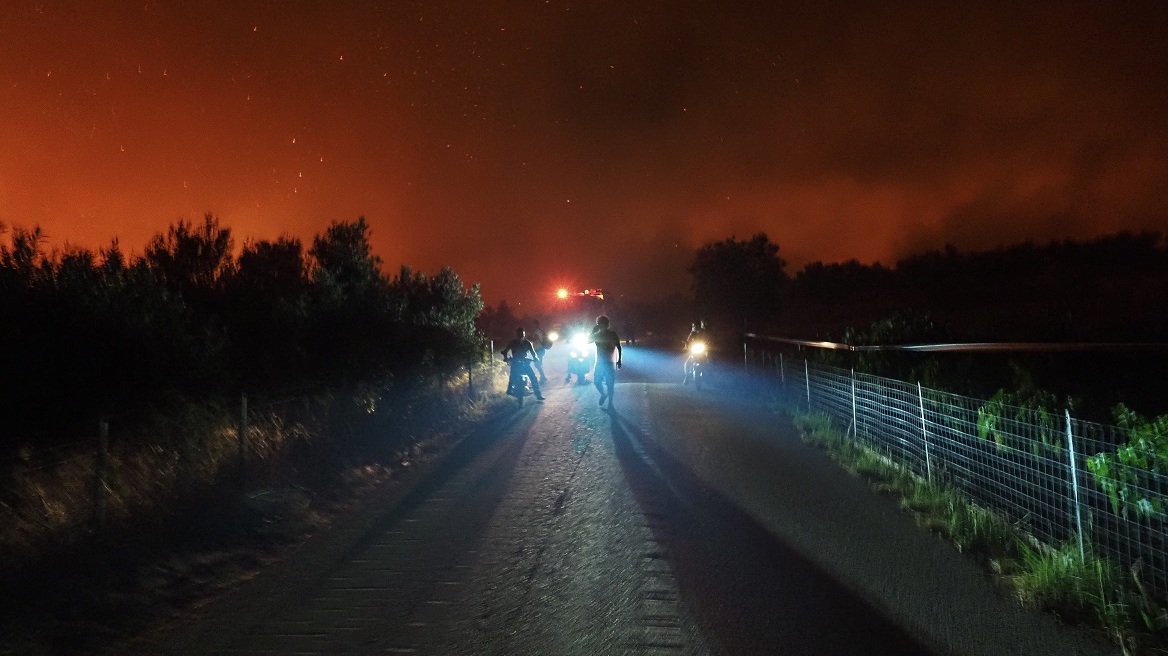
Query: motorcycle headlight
[
  {"left": 689, "top": 341, "right": 707, "bottom": 355},
  {"left": 548, "top": 331, "right": 559, "bottom": 342},
  {"left": 571, "top": 332, "right": 589, "bottom": 349}
]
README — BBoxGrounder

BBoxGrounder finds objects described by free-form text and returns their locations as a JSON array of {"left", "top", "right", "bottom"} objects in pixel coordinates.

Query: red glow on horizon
[{"left": 2, "top": 2, "right": 1165, "bottom": 306}]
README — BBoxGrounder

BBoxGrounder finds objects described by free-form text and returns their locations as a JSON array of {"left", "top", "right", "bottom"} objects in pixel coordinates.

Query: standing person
[
  {"left": 685, "top": 319, "right": 708, "bottom": 347},
  {"left": 530, "top": 319, "right": 550, "bottom": 384},
  {"left": 501, "top": 327, "right": 545, "bottom": 401},
  {"left": 589, "top": 315, "right": 622, "bottom": 407}
]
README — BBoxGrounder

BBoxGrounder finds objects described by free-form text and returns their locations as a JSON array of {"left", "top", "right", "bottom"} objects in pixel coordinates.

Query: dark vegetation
[
  {"left": 690, "top": 233, "right": 787, "bottom": 335},
  {"left": 688, "top": 230, "right": 1168, "bottom": 420},
  {"left": 0, "top": 215, "right": 491, "bottom": 654},
  {"left": 782, "top": 232, "right": 1168, "bottom": 342},
  {"left": 0, "top": 214, "right": 482, "bottom": 450}
]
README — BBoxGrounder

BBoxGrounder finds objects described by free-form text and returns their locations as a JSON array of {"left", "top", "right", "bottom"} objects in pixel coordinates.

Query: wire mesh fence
[{"left": 759, "top": 349, "right": 1168, "bottom": 598}]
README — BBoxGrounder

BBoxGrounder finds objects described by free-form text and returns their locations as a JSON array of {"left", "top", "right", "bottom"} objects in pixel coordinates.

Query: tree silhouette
[
  {"left": 476, "top": 300, "right": 520, "bottom": 347},
  {"left": 689, "top": 233, "right": 788, "bottom": 334},
  {"left": 225, "top": 237, "right": 311, "bottom": 390},
  {"left": 0, "top": 215, "right": 490, "bottom": 449},
  {"left": 309, "top": 217, "right": 383, "bottom": 302},
  {"left": 144, "top": 213, "right": 234, "bottom": 302},
  {"left": 387, "top": 266, "right": 484, "bottom": 369}
]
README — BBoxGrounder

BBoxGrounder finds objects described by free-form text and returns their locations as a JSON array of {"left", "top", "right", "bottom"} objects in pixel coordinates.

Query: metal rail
[{"left": 745, "top": 333, "right": 1168, "bottom": 353}]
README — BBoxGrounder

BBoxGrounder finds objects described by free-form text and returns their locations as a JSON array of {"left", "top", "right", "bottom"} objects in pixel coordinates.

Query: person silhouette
[{"left": 589, "top": 315, "right": 622, "bottom": 407}]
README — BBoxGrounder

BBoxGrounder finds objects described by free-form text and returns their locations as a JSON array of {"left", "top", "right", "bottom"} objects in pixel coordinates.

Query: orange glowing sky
[{"left": 2, "top": 1, "right": 1167, "bottom": 306}]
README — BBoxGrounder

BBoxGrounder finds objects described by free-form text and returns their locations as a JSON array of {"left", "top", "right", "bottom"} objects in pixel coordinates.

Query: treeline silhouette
[
  {"left": 0, "top": 215, "right": 482, "bottom": 451},
  {"left": 781, "top": 231, "right": 1168, "bottom": 343},
  {"left": 794, "top": 232, "right": 1168, "bottom": 419},
  {"left": 690, "top": 231, "right": 1168, "bottom": 419}
]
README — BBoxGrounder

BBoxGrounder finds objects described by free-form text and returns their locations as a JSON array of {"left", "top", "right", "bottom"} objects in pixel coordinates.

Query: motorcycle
[
  {"left": 683, "top": 340, "right": 708, "bottom": 389},
  {"left": 505, "top": 357, "right": 535, "bottom": 407},
  {"left": 565, "top": 330, "right": 594, "bottom": 384}
]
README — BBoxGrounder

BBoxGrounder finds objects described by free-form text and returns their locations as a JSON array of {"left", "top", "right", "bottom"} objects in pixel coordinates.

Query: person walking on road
[
  {"left": 530, "top": 319, "right": 550, "bottom": 385},
  {"left": 589, "top": 315, "right": 622, "bottom": 407}
]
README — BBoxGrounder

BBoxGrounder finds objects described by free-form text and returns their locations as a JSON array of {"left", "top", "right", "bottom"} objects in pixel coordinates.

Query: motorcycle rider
[
  {"left": 501, "top": 327, "right": 545, "bottom": 401},
  {"left": 686, "top": 319, "right": 708, "bottom": 345},
  {"left": 683, "top": 319, "right": 708, "bottom": 384},
  {"left": 565, "top": 320, "right": 591, "bottom": 384},
  {"left": 589, "top": 315, "right": 622, "bottom": 407}
]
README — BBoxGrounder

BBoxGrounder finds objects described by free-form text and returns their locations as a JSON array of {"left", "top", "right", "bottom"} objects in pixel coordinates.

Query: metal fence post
[
  {"left": 918, "top": 382, "right": 933, "bottom": 483},
  {"left": 850, "top": 369, "right": 858, "bottom": 439},
  {"left": 92, "top": 419, "right": 109, "bottom": 534},
  {"left": 804, "top": 359, "right": 811, "bottom": 411},
  {"left": 489, "top": 339, "right": 496, "bottom": 389},
  {"left": 1064, "top": 409, "right": 1086, "bottom": 561}
]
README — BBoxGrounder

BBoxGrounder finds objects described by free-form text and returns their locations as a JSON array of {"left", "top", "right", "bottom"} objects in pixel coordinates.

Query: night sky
[{"left": 3, "top": 1, "right": 1167, "bottom": 306}]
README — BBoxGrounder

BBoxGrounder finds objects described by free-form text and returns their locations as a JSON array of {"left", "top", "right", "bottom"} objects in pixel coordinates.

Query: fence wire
[{"left": 768, "top": 353, "right": 1168, "bottom": 598}]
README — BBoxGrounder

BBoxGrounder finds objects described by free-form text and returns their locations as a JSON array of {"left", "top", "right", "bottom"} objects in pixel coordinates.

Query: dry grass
[
  {"left": 2, "top": 402, "right": 241, "bottom": 566},
  {"left": 0, "top": 374, "right": 512, "bottom": 655}
]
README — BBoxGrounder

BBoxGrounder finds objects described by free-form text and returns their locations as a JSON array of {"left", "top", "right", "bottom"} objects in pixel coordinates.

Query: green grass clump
[
  {"left": 1014, "top": 545, "right": 1168, "bottom": 653},
  {"left": 850, "top": 448, "right": 896, "bottom": 479},
  {"left": 946, "top": 498, "right": 1021, "bottom": 560},
  {"left": 793, "top": 412, "right": 842, "bottom": 449},
  {"left": 1015, "top": 543, "right": 1129, "bottom": 629},
  {"left": 899, "top": 477, "right": 958, "bottom": 515}
]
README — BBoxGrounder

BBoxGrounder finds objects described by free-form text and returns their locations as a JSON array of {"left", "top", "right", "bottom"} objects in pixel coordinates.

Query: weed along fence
[
  {"left": 0, "top": 348, "right": 505, "bottom": 564},
  {"left": 745, "top": 335, "right": 1168, "bottom": 600}
]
